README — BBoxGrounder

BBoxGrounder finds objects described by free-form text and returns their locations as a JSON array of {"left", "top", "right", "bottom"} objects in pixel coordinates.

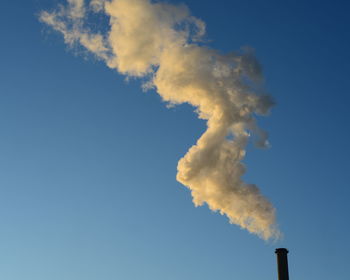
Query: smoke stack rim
[{"left": 275, "top": 248, "right": 289, "bottom": 254}]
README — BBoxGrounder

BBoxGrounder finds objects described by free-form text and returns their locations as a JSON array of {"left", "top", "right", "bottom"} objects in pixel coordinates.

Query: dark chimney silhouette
[{"left": 275, "top": 248, "right": 289, "bottom": 280}]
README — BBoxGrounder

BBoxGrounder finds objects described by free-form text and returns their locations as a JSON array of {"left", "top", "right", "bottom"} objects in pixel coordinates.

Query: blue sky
[{"left": 1, "top": 0, "right": 350, "bottom": 279}]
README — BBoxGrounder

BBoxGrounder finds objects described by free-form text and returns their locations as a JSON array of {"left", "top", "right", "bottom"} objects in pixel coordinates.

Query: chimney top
[{"left": 275, "top": 248, "right": 289, "bottom": 254}]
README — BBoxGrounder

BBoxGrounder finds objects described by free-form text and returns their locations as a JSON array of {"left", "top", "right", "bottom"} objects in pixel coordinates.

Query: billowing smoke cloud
[{"left": 40, "top": 0, "right": 280, "bottom": 240}]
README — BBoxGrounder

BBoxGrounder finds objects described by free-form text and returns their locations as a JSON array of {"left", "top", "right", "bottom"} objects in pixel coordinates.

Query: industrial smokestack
[{"left": 275, "top": 248, "right": 289, "bottom": 280}]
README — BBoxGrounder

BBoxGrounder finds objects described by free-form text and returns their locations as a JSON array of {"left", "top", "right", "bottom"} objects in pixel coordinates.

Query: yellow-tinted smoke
[{"left": 40, "top": 0, "right": 280, "bottom": 240}]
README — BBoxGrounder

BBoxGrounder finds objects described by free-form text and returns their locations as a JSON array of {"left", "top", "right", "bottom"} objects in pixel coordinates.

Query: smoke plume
[{"left": 40, "top": 0, "right": 280, "bottom": 240}]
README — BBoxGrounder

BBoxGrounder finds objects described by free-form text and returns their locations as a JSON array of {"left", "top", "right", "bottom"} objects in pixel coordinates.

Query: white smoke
[{"left": 40, "top": 0, "right": 280, "bottom": 240}]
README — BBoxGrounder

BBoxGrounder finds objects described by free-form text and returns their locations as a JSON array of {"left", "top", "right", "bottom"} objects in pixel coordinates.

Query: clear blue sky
[{"left": 1, "top": 0, "right": 349, "bottom": 279}]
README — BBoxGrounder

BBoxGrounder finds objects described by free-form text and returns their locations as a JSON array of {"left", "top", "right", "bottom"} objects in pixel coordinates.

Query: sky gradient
[{"left": 1, "top": 0, "right": 350, "bottom": 279}]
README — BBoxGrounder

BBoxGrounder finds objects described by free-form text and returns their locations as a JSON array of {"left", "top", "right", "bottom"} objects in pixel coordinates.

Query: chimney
[{"left": 275, "top": 248, "right": 289, "bottom": 280}]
